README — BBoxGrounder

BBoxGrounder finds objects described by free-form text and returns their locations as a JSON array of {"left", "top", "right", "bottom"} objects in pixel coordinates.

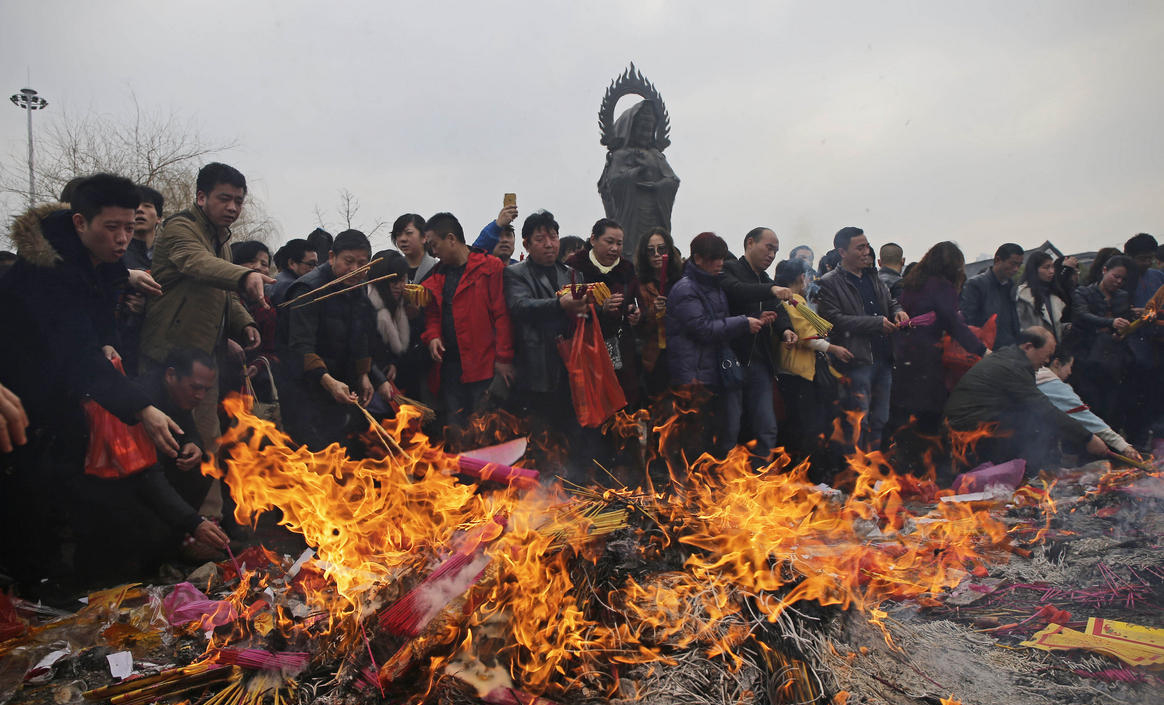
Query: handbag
[
  {"left": 244, "top": 356, "right": 282, "bottom": 429},
  {"left": 718, "top": 346, "right": 745, "bottom": 390}
]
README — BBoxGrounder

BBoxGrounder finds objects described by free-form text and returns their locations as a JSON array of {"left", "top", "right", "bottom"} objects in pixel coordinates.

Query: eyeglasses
[{"left": 647, "top": 245, "right": 669, "bottom": 255}]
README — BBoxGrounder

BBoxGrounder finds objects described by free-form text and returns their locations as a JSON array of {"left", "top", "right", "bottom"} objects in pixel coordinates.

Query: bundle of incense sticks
[
  {"left": 556, "top": 281, "right": 612, "bottom": 306},
  {"left": 898, "top": 311, "right": 937, "bottom": 328},
  {"left": 213, "top": 649, "right": 310, "bottom": 673},
  {"left": 456, "top": 455, "right": 539, "bottom": 487},
  {"left": 290, "top": 273, "right": 398, "bottom": 309},
  {"left": 84, "top": 663, "right": 236, "bottom": 705},
  {"left": 387, "top": 382, "right": 436, "bottom": 422},
  {"left": 404, "top": 283, "right": 432, "bottom": 308},
  {"left": 1118, "top": 309, "right": 1156, "bottom": 339},
  {"left": 783, "top": 299, "right": 833, "bottom": 336},
  {"left": 277, "top": 257, "right": 382, "bottom": 308},
  {"left": 378, "top": 519, "right": 505, "bottom": 636}
]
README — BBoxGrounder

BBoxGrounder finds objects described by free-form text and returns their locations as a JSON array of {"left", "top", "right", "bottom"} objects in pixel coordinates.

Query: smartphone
[{"left": 503, "top": 193, "right": 517, "bottom": 209}]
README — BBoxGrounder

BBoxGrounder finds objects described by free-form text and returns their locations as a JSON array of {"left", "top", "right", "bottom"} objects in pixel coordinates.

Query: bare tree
[
  {"left": 2, "top": 93, "right": 279, "bottom": 245},
  {"left": 314, "top": 188, "right": 387, "bottom": 238}
]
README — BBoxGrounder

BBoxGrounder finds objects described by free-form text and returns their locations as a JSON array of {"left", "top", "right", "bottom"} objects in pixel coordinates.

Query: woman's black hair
[
  {"left": 1022, "top": 251, "right": 1054, "bottom": 317},
  {"left": 369, "top": 250, "right": 409, "bottom": 311},
  {"left": 231, "top": 240, "right": 270, "bottom": 266},
  {"left": 634, "top": 227, "right": 683, "bottom": 288}
]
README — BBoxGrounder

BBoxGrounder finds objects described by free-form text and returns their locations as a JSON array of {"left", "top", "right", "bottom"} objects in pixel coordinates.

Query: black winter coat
[
  {"left": 1068, "top": 283, "right": 1132, "bottom": 377},
  {"left": 721, "top": 257, "right": 793, "bottom": 371},
  {"left": 0, "top": 205, "right": 151, "bottom": 437},
  {"left": 279, "top": 262, "right": 373, "bottom": 387}
]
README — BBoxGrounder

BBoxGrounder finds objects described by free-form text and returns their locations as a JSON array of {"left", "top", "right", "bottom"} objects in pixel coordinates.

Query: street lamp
[{"left": 10, "top": 87, "right": 48, "bottom": 208}]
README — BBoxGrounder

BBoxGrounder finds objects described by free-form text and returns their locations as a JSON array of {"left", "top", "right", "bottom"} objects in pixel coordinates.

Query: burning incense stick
[
  {"left": 277, "top": 257, "right": 383, "bottom": 308},
  {"left": 290, "top": 273, "right": 398, "bottom": 309},
  {"left": 225, "top": 543, "right": 243, "bottom": 581},
  {"left": 355, "top": 401, "right": 406, "bottom": 456}
]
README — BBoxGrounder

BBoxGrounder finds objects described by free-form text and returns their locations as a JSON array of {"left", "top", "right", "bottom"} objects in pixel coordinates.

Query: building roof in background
[{"left": 964, "top": 240, "right": 1065, "bottom": 277}]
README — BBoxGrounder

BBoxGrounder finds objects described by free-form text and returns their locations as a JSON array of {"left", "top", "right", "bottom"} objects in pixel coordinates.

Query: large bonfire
[{"left": 2, "top": 397, "right": 1161, "bottom": 705}]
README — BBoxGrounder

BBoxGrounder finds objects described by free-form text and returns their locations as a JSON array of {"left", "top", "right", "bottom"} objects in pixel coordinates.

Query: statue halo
[{"left": 598, "top": 62, "right": 672, "bottom": 152}]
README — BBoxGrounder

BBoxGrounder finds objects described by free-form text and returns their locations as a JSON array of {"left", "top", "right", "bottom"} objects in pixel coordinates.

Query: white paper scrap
[{"left": 107, "top": 651, "right": 134, "bottom": 679}]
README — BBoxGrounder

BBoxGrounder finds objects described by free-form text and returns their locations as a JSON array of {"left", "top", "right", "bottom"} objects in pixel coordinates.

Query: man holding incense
[
  {"left": 140, "top": 162, "right": 274, "bottom": 453},
  {"left": 721, "top": 226, "right": 796, "bottom": 461},
  {"left": 279, "top": 229, "right": 376, "bottom": 451}
]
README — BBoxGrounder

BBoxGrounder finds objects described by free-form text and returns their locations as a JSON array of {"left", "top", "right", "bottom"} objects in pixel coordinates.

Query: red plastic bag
[
  {"left": 942, "top": 314, "right": 997, "bottom": 391},
  {"left": 83, "top": 357, "right": 157, "bottom": 479},
  {"left": 557, "top": 304, "right": 627, "bottom": 427}
]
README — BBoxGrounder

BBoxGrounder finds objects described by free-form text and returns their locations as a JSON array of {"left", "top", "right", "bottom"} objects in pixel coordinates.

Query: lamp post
[{"left": 9, "top": 88, "right": 48, "bottom": 208}]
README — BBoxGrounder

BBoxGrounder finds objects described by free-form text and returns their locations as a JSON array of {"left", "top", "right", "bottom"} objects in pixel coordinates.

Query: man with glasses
[{"left": 268, "top": 238, "right": 319, "bottom": 306}]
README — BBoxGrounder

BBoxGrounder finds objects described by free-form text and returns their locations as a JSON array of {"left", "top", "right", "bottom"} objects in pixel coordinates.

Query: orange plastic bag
[
  {"left": 558, "top": 304, "right": 627, "bottom": 427},
  {"left": 83, "top": 357, "right": 158, "bottom": 479},
  {"left": 942, "top": 314, "right": 997, "bottom": 391}
]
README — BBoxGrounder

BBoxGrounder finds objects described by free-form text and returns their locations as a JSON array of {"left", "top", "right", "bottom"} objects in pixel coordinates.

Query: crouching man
[
  {"left": 72, "top": 347, "right": 230, "bottom": 585},
  {"left": 945, "top": 326, "right": 1108, "bottom": 475}
]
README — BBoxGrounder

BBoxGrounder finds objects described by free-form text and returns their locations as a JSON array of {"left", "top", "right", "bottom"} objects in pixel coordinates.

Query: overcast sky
[{"left": 2, "top": 0, "right": 1162, "bottom": 263}]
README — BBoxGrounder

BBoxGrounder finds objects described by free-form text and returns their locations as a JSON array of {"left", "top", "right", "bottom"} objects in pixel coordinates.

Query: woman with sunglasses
[{"left": 635, "top": 227, "right": 683, "bottom": 397}]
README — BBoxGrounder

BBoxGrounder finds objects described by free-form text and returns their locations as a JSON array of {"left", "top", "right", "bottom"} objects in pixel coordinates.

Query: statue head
[
  {"left": 629, "top": 105, "right": 657, "bottom": 148},
  {"left": 609, "top": 101, "right": 659, "bottom": 150}
]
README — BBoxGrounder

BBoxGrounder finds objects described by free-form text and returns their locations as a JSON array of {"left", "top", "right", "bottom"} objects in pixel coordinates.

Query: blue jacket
[{"left": 665, "top": 260, "right": 750, "bottom": 387}]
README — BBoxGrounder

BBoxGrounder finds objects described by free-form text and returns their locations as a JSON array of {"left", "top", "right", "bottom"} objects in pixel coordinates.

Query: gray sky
[{"left": 2, "top": 0, "right": 1162, "bottom": 264}]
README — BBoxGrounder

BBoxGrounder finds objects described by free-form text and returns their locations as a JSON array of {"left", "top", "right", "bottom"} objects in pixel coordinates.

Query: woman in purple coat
[
  {"left": 888, "top": 242, "right": 987, "bottom": 474},
  {"left": 666, "top": 232, "right": 767, "bottom": 458}
]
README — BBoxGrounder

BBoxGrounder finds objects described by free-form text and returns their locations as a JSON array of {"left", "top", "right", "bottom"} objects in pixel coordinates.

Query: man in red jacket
[{"left": 422, "top": 212, "right": 515, "bottom": 426}]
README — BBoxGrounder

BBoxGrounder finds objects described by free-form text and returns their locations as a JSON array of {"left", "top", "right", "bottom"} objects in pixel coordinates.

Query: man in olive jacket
[
  {"left": 945, "top": 327, "right": 1107, "bottom": 473},
  {"left": 140, "top": 163, "right": 273, "bottom": 452}
]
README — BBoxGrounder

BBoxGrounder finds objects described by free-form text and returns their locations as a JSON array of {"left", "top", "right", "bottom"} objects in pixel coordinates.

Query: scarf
[
  {"left": 367, "top": 285, "right": 410, "bottom": 356},
  {"left": 589, "top": 248, "right": 619, "bottom": 275}
]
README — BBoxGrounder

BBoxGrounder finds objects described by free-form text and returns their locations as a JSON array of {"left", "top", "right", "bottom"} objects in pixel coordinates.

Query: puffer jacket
[
  {"left": 0, "top": 204, "right": 151, "bottom": 434},
  {"left": 504, "top": 259, "right": 585, "bottom": 394},
  {"left": 279, "top": 262, "right": 373, "bottom": 386},
  {"left": 140, "top": 204, "right": 255, "bottom": 363},
  {"left": 816, "top": 267, "right": 903, "bottom": 368},
  {"left": 1069, "top": 283, "right": 1131, "bottom": 375},
  {"left": 665, "top": 260, "right": 750, "bottom": 387}
]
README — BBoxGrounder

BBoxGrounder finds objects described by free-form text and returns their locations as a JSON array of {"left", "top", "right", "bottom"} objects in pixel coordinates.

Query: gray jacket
[{"left": 817, "top": 267, "right": 903, "bottom": 367}]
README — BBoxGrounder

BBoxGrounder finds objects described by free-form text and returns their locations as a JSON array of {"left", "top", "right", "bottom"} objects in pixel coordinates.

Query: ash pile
[{"left": 2, "top": 404, "right": 1162, "bottom": 705}]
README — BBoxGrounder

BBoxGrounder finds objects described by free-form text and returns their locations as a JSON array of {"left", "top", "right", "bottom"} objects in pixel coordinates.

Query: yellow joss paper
[{"left": 1022, "top": 621, "right": 1164, "bottom": 667}]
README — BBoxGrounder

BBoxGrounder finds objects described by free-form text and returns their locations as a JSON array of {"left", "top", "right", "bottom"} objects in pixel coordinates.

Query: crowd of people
[{"left": 2, "top": 161, "right": 1162, "bottom": 598}]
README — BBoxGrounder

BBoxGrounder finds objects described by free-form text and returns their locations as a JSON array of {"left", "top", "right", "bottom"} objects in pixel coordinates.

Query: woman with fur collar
[{"left": 366, "top": 251, "right": 411, "bottom": 405}]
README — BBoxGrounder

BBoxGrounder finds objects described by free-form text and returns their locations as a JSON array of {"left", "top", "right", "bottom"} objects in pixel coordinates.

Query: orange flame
[{"left": 209, "top": 394, "right": 1012, "bottom": 696}]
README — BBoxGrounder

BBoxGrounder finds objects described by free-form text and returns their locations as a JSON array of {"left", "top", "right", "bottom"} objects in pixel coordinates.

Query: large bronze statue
[{"left": 598, "top": 64, "right": 680, "bottom": 257}]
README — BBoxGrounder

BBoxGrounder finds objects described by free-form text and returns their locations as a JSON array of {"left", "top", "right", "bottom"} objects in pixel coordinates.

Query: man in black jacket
[
  {"left": 721, "top": 227, "right": 796, "bottom": 460},
  {"left": 946, "top": 327, "right": 1107, "bottom": 473},
  {"left": 71, "top": 347, "right": 229, "bottom": 586},
  {"left": 278, "top": 229, "right": 376, "bottom": 450},
  {"left": 503, "top": 210, "right": 590, "bottom": 476},
  {"left": 0, "top": 174, "right": 183, "bottom": 593},
  {"left": 961, "top": 243, "right": 1023, "bottom": 347},
  {"left": 818, "top": 226, "right": 908, "bottom": 451}
]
